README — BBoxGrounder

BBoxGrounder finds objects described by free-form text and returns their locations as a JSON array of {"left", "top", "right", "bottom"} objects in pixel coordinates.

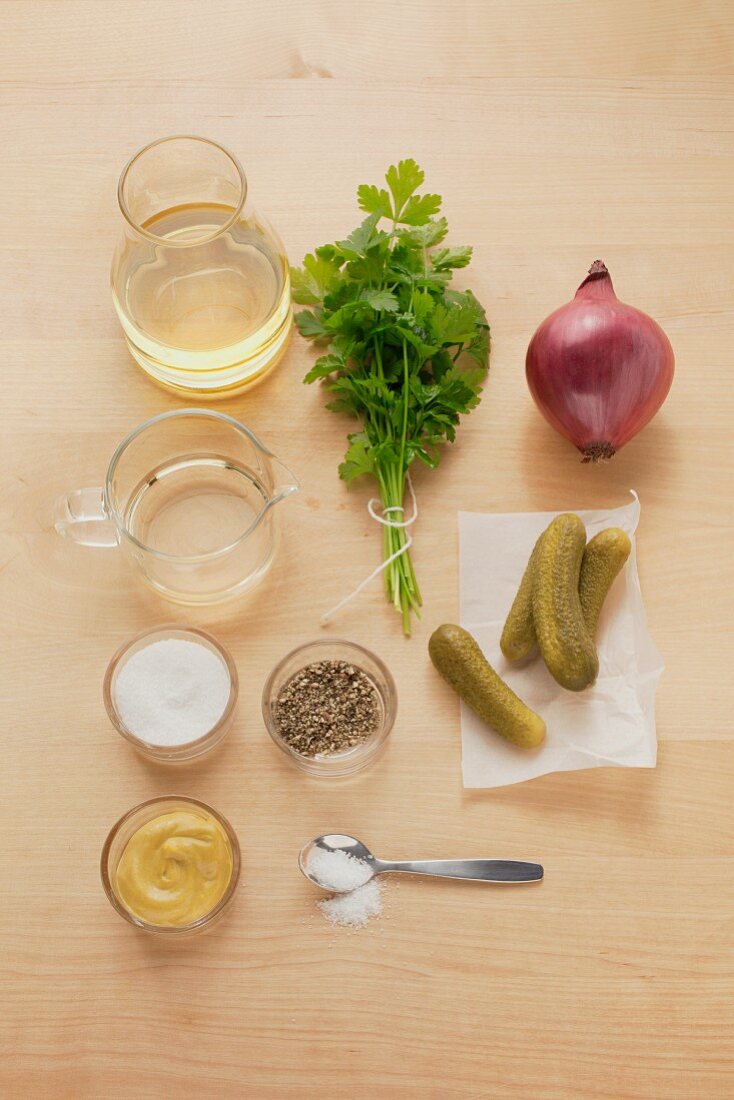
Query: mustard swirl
[{"left": 115, "top": 810, "right": 233, "bottom": 926}]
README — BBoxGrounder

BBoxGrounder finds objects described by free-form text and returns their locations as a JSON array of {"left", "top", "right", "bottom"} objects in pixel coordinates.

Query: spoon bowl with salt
[{"left": 299, "top": 833, "right": 544, "bottom": 892}]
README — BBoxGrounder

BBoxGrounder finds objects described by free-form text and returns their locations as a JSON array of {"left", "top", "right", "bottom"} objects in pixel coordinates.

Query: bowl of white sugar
[{"left": 103, "top": 626, "right": 238, "bottom": 762}]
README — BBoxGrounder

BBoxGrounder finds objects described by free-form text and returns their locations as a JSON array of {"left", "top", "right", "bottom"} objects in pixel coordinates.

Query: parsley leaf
[
  {"left": 357, "top": 184, "right": 392, "bottom": 219},
  {"left": 398, "top": 218, "right": 449, "bottom": 247},
  {"left": 290, "top": 251, "right": 342, "bottom": 305},
  {"left": 363, "top": 288, "right": 399, "bottom": 312},
  {"left": 398, "top": 192, "right": 442, "bottom": 226},
  {"left": 304, "top": 352, "right": 346, "bottom": 384},
  {"left": 385, "top": 158, "right": 425, "bottom": 218},
  {"left": 336, "top": 213, "right": 387, "bottom": 259},
  {"left": 432, "top": 245, "right": 473, "bottom": 271},
  {"left": 293, "top": 308, "right": 329, "bottom": 338}
]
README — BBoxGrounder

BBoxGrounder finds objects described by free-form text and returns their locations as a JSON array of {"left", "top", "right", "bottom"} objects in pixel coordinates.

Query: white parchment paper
[{"left": 458, "top": 494, "right": 663, "bottom": 789}]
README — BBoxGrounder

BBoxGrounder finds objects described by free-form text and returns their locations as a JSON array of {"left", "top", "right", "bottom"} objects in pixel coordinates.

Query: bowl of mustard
[{"left": 101, "top": 796, "right": 240, "bottom": 935}]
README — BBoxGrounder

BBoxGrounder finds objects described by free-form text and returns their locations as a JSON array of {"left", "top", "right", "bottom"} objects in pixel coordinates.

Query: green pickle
[
  {"left": 533, "top": 513, "right": 599, "bottom": 692},
  {"left": 429, "top": 624, "right": 546, "bottom": 748},
  {"left": 579, "top": 527, "right": 631, "bottom": 637},
  {"left": 500, "top": 533, "right": 542, "bottom": 661}
]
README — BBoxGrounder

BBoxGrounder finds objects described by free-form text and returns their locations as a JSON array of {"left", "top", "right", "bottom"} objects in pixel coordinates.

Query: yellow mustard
[{"left": 115, "top": 810, "right": 233, "bottom": 926}]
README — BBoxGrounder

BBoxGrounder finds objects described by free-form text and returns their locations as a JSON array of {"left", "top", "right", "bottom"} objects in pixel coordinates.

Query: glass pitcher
[
  {"left": 54, "top": 410, "right": 299, "bottom": 604},
  {"left": 111, "top": 136, "right": 292, "bottom": 396}
]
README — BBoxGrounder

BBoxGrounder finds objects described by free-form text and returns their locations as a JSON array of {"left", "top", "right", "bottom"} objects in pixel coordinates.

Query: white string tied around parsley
[{"left": 321, "top": 475, "right": 418, "bottom": 625}]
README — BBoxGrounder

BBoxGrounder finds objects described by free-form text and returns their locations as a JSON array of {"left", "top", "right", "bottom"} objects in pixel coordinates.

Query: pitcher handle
[{"left": 54, "top": 488, "right": 118, "bottom": 548}]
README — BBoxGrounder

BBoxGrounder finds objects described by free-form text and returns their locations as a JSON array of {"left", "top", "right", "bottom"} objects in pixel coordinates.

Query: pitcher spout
[{"left": 267, "top": 458, "right": 300, "bottom": 506}]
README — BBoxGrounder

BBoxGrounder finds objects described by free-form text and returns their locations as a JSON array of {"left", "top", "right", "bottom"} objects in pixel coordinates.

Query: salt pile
[
  {"left": 306, "top": 846, "right": 373, "bottom": 892},
  {"left": 318, "top": 880, "right": 383, "bottom": 928},
  {"left": 306, "top": 847, "right": 383, "bottom": 929}
]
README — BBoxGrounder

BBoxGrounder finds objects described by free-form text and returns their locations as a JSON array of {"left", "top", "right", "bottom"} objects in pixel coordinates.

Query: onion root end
[{"left": 580, "top": 442, "right": 616, "bottom": 463}]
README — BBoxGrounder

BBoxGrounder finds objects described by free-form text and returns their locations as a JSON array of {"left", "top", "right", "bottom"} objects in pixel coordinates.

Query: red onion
[{"left": 526, "top": 261, "right": 674, "bottom": 461}]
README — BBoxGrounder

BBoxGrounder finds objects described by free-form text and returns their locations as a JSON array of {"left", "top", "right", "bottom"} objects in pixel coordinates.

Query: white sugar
[
  {"left": 113, "top": 639, "right": 231, "bottom": 746},
  {"left": 318, "top": 879, "right": 383, "bottom": 928},
  {"left": 306, "top": 847, "right": 373, "bottom": 892}
]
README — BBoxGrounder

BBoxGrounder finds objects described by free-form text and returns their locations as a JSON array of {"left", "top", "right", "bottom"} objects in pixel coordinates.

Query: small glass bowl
[
  {"left": 103, "top": 625, "right": 238, "bottom": 763},
  {"left": 262, "top": 639, "right": 397, "bottom": 777},
  {"left": 101, "top": 796, "right": 241, "bottom": 936}
]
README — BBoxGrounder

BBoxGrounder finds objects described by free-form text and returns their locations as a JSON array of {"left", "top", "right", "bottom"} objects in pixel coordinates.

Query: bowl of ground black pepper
[{"left": 262, "top": 640, "right": 397, "bottom": 776}]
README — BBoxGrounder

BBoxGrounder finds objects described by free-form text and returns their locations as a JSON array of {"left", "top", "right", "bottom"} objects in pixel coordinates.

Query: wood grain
[{"left": 1, "top": 2, "right": 733, "bottom": 1097}]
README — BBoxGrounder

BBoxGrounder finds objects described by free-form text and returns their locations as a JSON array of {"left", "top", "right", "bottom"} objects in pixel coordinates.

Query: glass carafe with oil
[{"left": 111, "top": 136, "right": 292, "bottom": 396}]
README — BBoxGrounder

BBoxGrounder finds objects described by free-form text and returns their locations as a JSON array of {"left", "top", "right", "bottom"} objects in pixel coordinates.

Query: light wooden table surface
[{"left": 2, "top": 3, "right": 733, "bottom": 1097}]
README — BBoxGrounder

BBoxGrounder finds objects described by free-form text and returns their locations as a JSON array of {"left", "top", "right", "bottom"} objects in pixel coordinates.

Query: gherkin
[
  {"left": 579, "top": 528, "right": 632, "bottom": 638},
  {"left": 429, "top": 624, "right": 546, "bottom": 748},
  {"left": 533, "top": 514, "right": 598, "bottom": 692}
]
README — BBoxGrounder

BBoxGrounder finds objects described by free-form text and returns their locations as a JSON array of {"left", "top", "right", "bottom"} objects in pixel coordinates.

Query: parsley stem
[
  {"left": 375, "top": 456, "right": 422, "bottom": 634},
  {"left": 398, "top": 339, "right": 410, "bottom": 477}
]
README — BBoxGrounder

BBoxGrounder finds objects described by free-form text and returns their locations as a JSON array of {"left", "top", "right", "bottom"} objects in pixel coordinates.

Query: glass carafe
[{"left": 111, "top": 136, "right": 292, "bottom": 397}]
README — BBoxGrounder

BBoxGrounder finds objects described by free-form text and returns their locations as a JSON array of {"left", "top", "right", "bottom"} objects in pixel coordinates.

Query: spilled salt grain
[
  {"left": 318, "top": 880, "right": 383, "bottom": 928},
  {"left": 306, "top": 847, "right": 373, "bottom": 892}
]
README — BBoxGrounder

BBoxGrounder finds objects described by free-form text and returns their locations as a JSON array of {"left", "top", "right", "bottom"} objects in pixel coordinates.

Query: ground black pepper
[{"left": 274, "top": 659, "right": 381, "bottom": 757}]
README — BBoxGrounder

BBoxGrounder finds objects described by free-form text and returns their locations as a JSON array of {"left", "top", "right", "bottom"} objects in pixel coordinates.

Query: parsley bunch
[{"left": 292, "top": 159, "right": 490, "bottom": 634}]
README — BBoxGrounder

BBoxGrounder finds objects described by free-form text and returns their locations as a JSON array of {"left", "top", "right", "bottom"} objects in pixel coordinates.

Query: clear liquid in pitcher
[
  {"left": 112, "top": 202, "right": 292, "bottom": 393},
  {"left": 125, "top": 454, "right": 269, "bottom": 558}
]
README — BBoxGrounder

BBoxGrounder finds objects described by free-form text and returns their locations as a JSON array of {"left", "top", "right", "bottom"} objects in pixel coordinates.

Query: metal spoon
[{"left": 299, "top": 833, "right": 544, "bottom": 891}]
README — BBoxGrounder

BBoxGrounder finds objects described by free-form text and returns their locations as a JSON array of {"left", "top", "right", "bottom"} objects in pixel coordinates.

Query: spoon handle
[{"left": 377, "top": 859, "right": 543, "bottom": 883}]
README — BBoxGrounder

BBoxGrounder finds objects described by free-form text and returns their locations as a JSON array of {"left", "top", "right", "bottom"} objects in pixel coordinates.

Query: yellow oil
[{"left": 112, "top": 202, "right": 291, "bottom": 395}]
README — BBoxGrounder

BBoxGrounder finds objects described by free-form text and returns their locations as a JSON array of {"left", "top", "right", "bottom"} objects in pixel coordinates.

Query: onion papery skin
[{"left": 525, "top": 262, "right": 675, "bottom": 461}]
